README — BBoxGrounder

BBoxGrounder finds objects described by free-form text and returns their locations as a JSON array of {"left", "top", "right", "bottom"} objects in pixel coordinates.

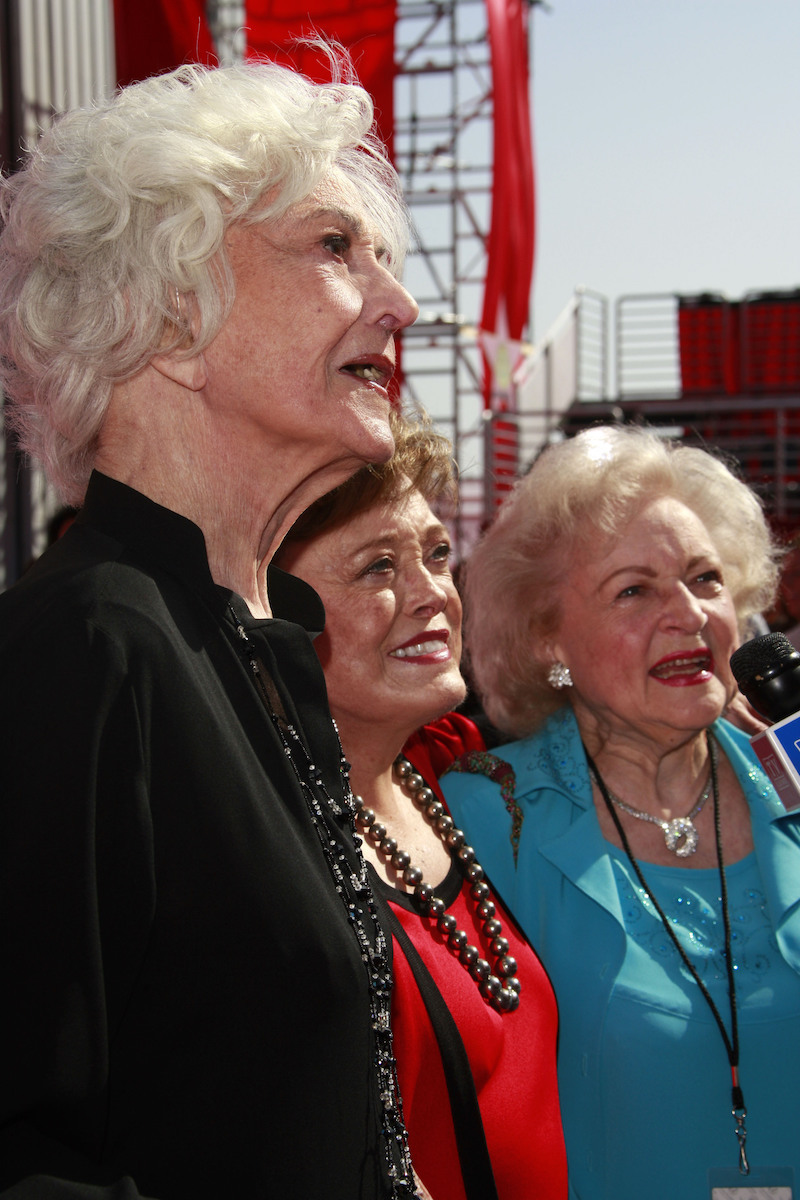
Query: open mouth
[
  {"left": 650, "top": 650, "right": 713, "bottom": 681},
  {"left": 341, "top": 360, "right": 390, "bottom": 385},
  {"left": 390, "top": 636, "right": 448, "bottom": 660}
]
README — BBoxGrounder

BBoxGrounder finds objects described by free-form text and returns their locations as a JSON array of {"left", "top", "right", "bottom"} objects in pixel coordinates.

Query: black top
[{"left": 0, "top": 473, "right": 391, "bottom": 1199}]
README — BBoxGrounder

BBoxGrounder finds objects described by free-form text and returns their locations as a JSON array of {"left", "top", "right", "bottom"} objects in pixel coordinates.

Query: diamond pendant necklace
[
  {"left": 354, "top": 756, "right": 521, "bottom": 1014},
  {"left": 589, "top": 761, "right": 713, "bottom": 857}
]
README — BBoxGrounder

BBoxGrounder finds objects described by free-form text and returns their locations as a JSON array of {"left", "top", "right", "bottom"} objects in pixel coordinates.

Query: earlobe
[{"left": 151, "top": 349, "right": 208, "bottom": 392}]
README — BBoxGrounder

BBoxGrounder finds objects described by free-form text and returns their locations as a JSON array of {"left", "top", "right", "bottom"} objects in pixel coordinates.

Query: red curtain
[
  {"left": 244, "top": 0, "right": 397, "bottom": 156},
  {"left": 480, "top": 0, "right": 535, "bottom": 408},
  {"left": 678, "top": 296, "right": 740, "bottom": 396},
  {"left": 741, "top": 293, "right": 800, "bottom": 393},
  {"left": 678, "top": 292, "right": 800, "bottom": 396},
  {"left": 113, "top": 0, "right": 396, "bottom": 156},
  {"left": 113, "top": 0, "right": 215, "bottom": 87}
]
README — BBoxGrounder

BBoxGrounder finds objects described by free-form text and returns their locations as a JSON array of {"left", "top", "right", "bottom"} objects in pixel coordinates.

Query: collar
[{"left": 77, "top": 471, "right": 325, "bottom": 636}]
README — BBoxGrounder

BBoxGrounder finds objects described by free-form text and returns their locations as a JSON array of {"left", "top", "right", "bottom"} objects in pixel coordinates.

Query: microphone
[{"left": 730, "top": 632, "right": 800, "bottom": 809}]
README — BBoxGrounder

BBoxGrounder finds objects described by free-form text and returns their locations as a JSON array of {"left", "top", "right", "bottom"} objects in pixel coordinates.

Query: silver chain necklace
[
  {"left": 586, "top": 732, "right": 750, "bottom": 1174},
  {"left": 589, "top": 753, "right": 714, "bottom": 857}
]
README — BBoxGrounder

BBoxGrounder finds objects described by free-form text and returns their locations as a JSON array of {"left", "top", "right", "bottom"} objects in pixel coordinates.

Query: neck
[
  {"left": 339, "top": 722, "right": 409, "bottom": 820},
  {"left": 96, "top": 374, "right": 368, "bottom": 617},
  {"left": 578, "top": 713, "right": 711, "bottom": 815}
]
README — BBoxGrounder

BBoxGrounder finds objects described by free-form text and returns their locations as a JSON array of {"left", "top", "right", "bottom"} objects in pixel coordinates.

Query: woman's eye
[
  {"left": 695, "top": 569, "right": 722, "bottom": 587},
  {"left": 430, "top": 541, "right": 452, "bottom": 564},
  {"left": 323, "top": 233, "right": 350, "bottom": 257},
  {"left": 616, "top": 584, "right": 642, "bottom": 599},
  {"left": 363, "top": 556, "right": 393, "bottom": 576}
]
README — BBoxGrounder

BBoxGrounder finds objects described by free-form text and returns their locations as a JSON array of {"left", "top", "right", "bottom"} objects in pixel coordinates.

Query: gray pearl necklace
[{"left": 353, "top": 756, "right": 521, "bottom": 1014}]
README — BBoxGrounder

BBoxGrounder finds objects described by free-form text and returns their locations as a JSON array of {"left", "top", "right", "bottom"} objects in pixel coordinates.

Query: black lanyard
[{"left": 584, "top": 731, "right": 750, "bottom": 1175}]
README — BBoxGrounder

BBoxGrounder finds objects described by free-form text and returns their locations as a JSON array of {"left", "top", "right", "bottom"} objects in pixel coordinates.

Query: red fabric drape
[
  {"left": 243, "top": 0, "right": 397, "bottom": 156},
  {"left": 113, "top": 0, "right": 216, "bottom": 87},
  {"left": 480, "top": 0, "right": 535, "bottom": 407}
]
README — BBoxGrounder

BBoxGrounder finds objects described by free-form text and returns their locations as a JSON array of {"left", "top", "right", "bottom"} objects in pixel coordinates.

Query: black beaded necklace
[
  {"left": 353, "top": 756, "right": 521, "bottom": 1014},
  {"left": 585, "top": 731, "right": 750, "bottom": 1176},
  {"left": 228, "top": 605, "right": 418, "bottom": 1198}
]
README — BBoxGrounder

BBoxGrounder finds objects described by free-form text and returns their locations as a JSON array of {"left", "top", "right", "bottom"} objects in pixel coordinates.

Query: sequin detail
[
  {"left": 612, "top": 853, "right": 776, "bottom": 989},
  {"left": 445, "top": 751, "right": 522, "bottom": 866}
]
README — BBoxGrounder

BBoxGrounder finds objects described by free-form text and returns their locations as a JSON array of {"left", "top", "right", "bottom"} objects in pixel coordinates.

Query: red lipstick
[{"left": 649, "top": 648, "right": 714, "bottom": 687}]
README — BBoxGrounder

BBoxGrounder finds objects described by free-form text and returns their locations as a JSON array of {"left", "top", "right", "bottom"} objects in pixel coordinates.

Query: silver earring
[{"left": 547, "top": 661, "right": 573, "bottom": 689}]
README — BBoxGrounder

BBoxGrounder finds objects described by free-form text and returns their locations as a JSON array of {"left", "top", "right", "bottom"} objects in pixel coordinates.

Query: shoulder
[
  {"left": 401, "top": 713, "right": 486, "bottom": 807},
  {"left": 712, "top": 717, "right": 782, "bottom": 814},
  {"left": 405, "top": 712, "right": 485, "bottom": 770},
  {"left": 444, "top": 707, "right": 588, "bottom": 800},
  {"left": 440, "top": 707, "right": 591, "bottom": 866},
  {"left": 0, "top": 537, "right": 204, "bottom": 693}
]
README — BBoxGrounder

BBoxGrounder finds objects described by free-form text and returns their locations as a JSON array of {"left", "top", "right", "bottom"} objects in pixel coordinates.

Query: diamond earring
[{"left": 547, "top": 661, "right": 573, "bottom": 689}]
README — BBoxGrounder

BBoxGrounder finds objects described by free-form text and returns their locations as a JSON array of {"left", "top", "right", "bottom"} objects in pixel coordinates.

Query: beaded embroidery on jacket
[{"left": 229, "top": 606, "right": 418, "bottom": 1197}]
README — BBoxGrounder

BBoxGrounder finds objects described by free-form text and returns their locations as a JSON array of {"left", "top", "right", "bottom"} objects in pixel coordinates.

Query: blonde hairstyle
[
  {"left": 464, "top": 423, "right": 780, "bottom": 738},
  {"left": 276, "top": 407, "right": 456, "bottom": 557},
  {"left": 0, "top": 56, "right": 411, "bottom": 504}
]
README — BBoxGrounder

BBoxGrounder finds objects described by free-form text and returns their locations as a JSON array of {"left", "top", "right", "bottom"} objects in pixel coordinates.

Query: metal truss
[{"left": 394, "top": 0, "right": 495, "bottom": 551}]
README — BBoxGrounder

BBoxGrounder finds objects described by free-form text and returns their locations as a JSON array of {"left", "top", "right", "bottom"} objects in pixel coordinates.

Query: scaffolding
[
  {"left": 394, "top": 0, "right": 495, "bottom": 553},
  {"left": 541, "top": 286, "right": 800, "bottom": 531}
]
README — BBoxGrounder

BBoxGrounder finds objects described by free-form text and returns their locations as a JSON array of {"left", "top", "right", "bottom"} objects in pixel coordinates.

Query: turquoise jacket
[{"left": 441, "top": 708, "right": 800, "bottom": 1200}]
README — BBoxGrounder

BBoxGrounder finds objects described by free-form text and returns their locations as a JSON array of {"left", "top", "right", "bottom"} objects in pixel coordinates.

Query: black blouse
[{"left": 0, "top": 473, "right": 393, "bottom": 1199}]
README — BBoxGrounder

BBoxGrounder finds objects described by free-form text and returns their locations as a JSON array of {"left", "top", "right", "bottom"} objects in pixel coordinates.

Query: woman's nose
[
  {"left": 374, "top": 268, "right": 419, "bottom": 334},
  {"left": 664, "top": 582, "right": 707, "bottom": 631},
  {"left": 408, "top": 567, "right": 449, "bottom": 615}
]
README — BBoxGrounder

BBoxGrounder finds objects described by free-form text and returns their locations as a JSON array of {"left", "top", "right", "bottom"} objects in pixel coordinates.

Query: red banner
[
  {"left": 113, "top": 1, "right": 396, "bottom": 157},
  {"left": 113, "top": 0, "right": 215, "bottom": 87},
  {"left": 243, "top": 0, "right": 397, "bottom": 156},
  {"left": 480, "top": 0, "right": 535, "bottom": 407}
]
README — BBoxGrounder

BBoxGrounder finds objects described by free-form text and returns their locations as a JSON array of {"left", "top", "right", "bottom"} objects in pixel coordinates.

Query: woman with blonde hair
[{"left": 442, "top": 423, "right": 800, "bottom": 1200}]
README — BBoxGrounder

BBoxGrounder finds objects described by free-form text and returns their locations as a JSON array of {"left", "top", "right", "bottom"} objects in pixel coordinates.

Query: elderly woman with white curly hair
[
  {"left": 0, "top": 59, "right": 421, "bottom": 1200},
  {"left": 441, "top": 424, "right": 800, "bottom": 1200}
]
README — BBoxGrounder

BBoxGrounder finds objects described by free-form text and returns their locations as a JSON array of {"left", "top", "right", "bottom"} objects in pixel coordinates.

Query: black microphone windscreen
[{"left": 730, "top": 631, "right": 798, "bottom": 686}]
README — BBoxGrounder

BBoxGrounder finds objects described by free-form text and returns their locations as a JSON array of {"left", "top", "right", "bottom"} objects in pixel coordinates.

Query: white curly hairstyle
[
  {"left": 0, "top": 56, "right": 411, "bottom": 503},
  {"left": 464, "top": 423, "right": 781, "bottom": 738}
]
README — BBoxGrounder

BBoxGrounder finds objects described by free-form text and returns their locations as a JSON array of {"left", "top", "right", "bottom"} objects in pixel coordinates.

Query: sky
[{"left": 529, "top": 0, "right": 800, "bottom": 345}]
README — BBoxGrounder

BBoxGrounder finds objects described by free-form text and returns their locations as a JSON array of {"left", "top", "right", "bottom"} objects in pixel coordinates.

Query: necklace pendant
[{"left": 663, "top": 816, "right": 699, "bottom": 857}]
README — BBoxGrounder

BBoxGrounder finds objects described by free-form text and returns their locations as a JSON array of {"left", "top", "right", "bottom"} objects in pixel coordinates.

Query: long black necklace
[
  {"left": 228, "top": 605, "right": 418, "bottom": 1197},
  {"left": 585, "top": 731, "right": 750, "bottom": 1176}
]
